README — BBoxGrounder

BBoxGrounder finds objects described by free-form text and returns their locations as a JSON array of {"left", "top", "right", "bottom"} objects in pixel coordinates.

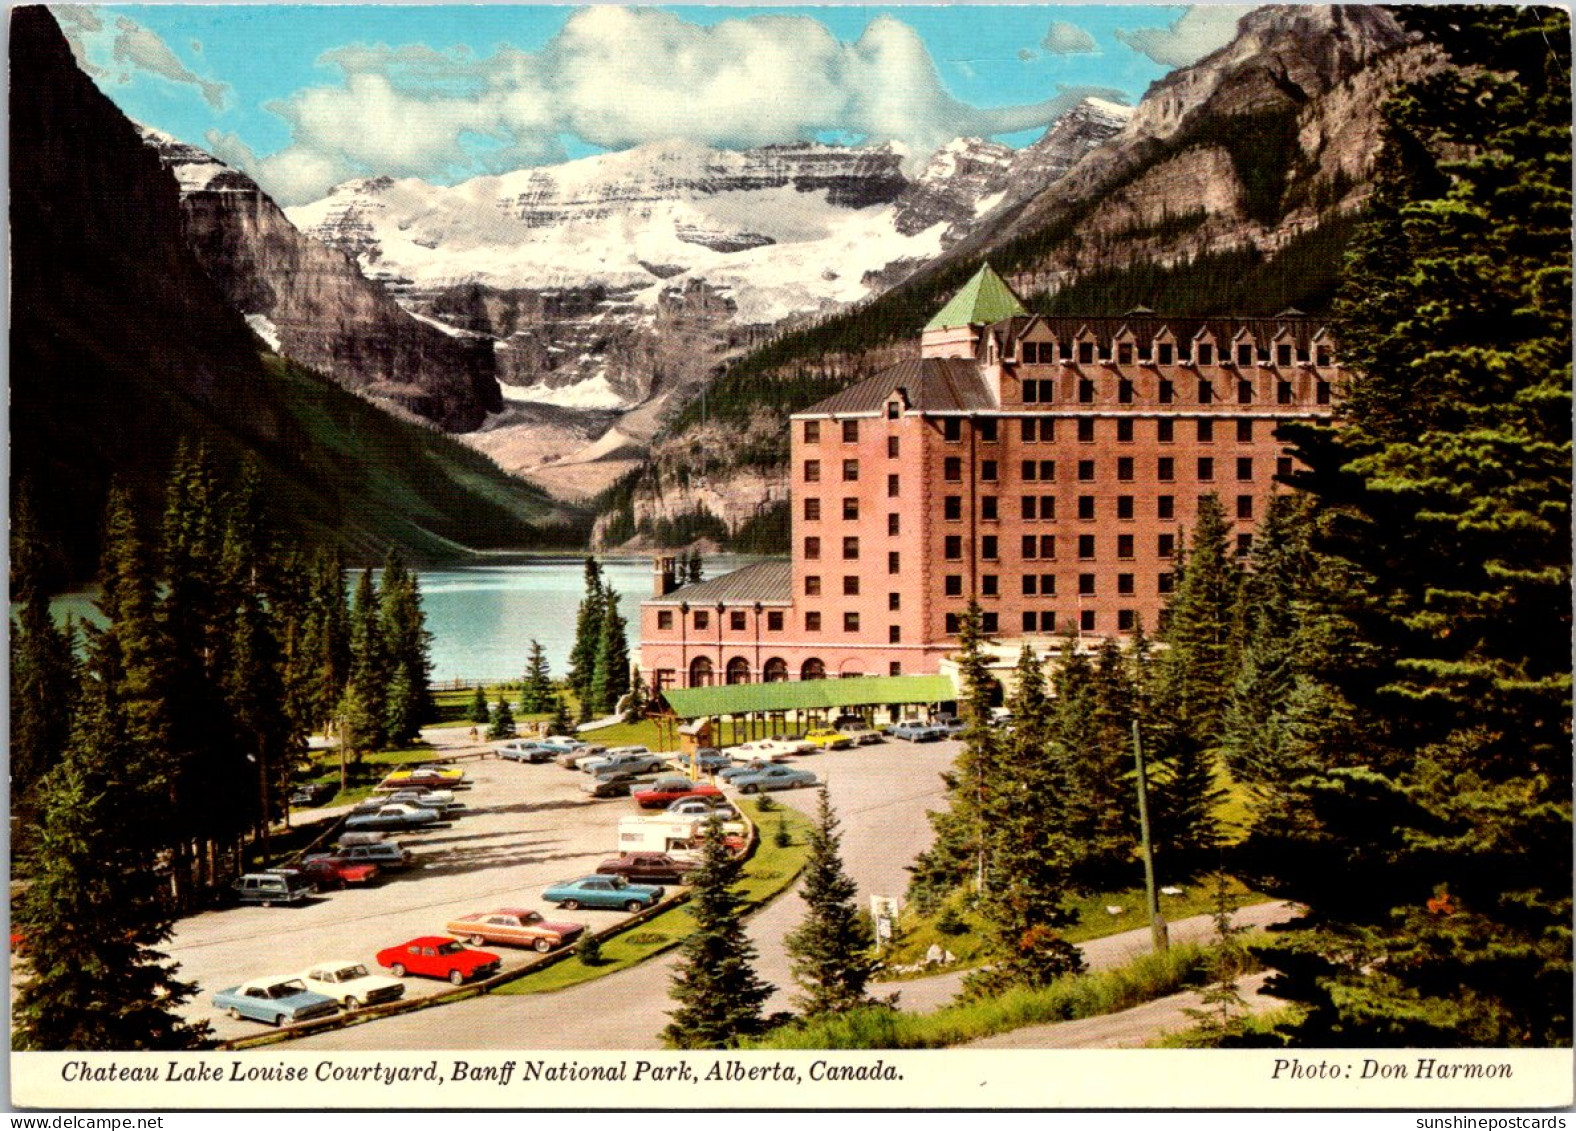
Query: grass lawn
[
  {"left": 493, "top": 797, "right": 813, "bottom": 996},
  {"left": 290, "top": 742, "right": 459, "bottom": 808}
]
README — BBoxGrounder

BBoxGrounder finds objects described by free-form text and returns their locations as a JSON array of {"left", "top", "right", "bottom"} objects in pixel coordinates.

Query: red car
[
  {"left": 375, "top": 937, "right": 501, "bottom": 986},
  {"left": 294, "top": 856, "right": 380, "bottom": 889},
  {"left": 632, "top": 778, "right": 723, "bottom": 810}
]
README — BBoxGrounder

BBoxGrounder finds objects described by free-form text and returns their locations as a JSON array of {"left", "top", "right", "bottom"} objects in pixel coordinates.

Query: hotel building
[{"left": 639, "top": 266, "right": 1345, "bottom": 691}]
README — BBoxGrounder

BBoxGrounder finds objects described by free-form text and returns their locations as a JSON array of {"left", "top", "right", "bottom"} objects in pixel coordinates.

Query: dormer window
[
  {"left": 886, "top": 400, "right": 901, "bottom": 420},
  {"left": 1118, "top": 343, "right": 1133, "bottom": 365},
  {"left": 1158, "top": 343, "right": 1174, "bottom": 365},
  {"left": 1236, "top": 343, "right": 1254, "bottom": 366},
  {"left": 1078, "top": 341, "right": 1094, "bottom": 365},
  {"left": 1277, "top": 344, "right": 1293, "bottom": 367},
  {"left": 1060, "top": 340, "right": 1074, "bottom": 361}
]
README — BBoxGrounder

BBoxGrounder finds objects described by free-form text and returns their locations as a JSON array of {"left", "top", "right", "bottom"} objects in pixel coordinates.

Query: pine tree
[
  {"left": 548, "top": 692, "right": 574, "bottom": 737},
  {"left": 624, "top": 666, "right": 647, "bottom": 723},
  {"left": 468, "top": 685, "right": 491, "bottom": 725},
  {"left": 589, "top": 582, "right": 631, "bottom": 716},
  {"left": 1248, "top": 6, "right": 1573, "bottom": 1046},
  {"left": 1052, "top": 637, "right": 1139, "bottom": 886},
  {"left": 784, "top": 789, "right": 879, "bottom": 1016},
  {"left": 664, "top": 819, "right": 775, "bottom": 1047},
  {"left": 488, "top": 698, "right": 517, "bottom": 740},
  {"left": 519, "top": 639, "right": 552, "bottom": 714},
  {"left": 345, "top": 568, "right": 388, "bottom": 754},
  {"left": 378, "top": 553, "right": 432, "bottom": 744},
  {"left": 1158, "top": 493, "right": 1240, "bottom": 747},
  {"left": 567, "top": 558, "right": 605, "bottom": 708}
]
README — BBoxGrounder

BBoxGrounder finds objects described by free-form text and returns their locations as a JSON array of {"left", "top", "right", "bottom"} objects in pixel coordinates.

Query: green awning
[{"left": 661, "top": 674, "right": 958, "bottom": 719}]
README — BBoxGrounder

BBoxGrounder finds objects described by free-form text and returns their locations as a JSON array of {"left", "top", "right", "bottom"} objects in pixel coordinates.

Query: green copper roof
[
  {"left": 661, "top": 674, "right": 958, "bottom": 719},
  {"left": 923, "top": 264, "right": 1028, "bottom": 331}
]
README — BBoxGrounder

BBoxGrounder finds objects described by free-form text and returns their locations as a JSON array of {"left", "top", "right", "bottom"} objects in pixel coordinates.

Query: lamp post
[{"left": 1132, "top": 719, "right": 1168, "bottom": 953}]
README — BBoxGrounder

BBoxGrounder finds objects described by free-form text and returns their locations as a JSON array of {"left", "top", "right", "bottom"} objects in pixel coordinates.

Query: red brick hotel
[{"left": 639, "top": 266, "right": 1344, "bottom": 691}]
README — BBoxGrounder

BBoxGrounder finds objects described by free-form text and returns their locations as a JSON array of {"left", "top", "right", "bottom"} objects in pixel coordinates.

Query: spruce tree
[
  {"left": 1052, "top": 637, "right": 1139, "bottom": 886},
  {"left": 664, "top": 818, "right": 774, "bottom": 1048},
  {"left": 519, "top": 639, "right": 552, "bottom": 714},
  {"left": 468, "top": 684, "right": 491, "bottom": 726},
  {"left": 589, "top": 582, "right": 631, "bottom": 716},
  {"left": 1158, "top": 493, "right": 1239, "bottom": 747},
  {"left": 378, "top": 552, "right": 432, "bottom": 744},
  {"left": 548, "top": 692, "right": 574, "bottom": 737},
  {"left": 345, "top": 568, "right": 388, "bottom": 753},
  {"left": 784, "top": 789, "right": 879, "bottom": 1016},
  {"left": 567, "top": 558, "right": 605, "bottom": 708},
  {"left": 488, "top": 698, "right": 517, "bottom": 740}
]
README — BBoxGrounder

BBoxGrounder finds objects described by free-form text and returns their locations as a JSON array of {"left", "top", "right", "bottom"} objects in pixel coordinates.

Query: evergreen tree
[
  {"left": 378, "top": 553, "right": 432, "bottom": 744},
  {"left": 345, "top": 568, "right": 388, "bottom": 753},
  {"left": 1052, "top": 637, "right": 1139, "bottom": 886},
  {"left": 784, "top": 789, "right": 879, "bottom": 1016},
  {"left": 1158, "top": 494, "right": 1240, "bottom": 748},
  {"left": 468, "top": 685, "right": 491, "bottom": 726},
  {"left": 567, "top": 558, "right": 605, "bottom": 708},
  {"left": 1248, "top": 6, "right": 1573, "bottom": 1046},
  {"left": 488, "top": 698, "right": 517, "bottom": 740},
  {"left": 519, "top": 639, "right": 552, "bottom": 714},
  {"left": 548, "top": 692, "right": 574, "bottom": 737},
  {"left": 589, "top": 582, "right": 631, "bottom": 716},
  {"left": 624, "top": 666, "right": 647, "bottom": 724},
  {"left": 664, "top": 819, "right": 774, "bottom": 1048}
]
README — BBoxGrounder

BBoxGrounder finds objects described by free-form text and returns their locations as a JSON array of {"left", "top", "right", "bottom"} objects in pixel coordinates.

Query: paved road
[{"left": 287, "top": 736, "right": 959, "bottom": 1050}]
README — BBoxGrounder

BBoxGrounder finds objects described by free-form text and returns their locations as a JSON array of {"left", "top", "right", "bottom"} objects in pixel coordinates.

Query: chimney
[{"left": 653, "top": 555, "right": 678, "bottom": 597}]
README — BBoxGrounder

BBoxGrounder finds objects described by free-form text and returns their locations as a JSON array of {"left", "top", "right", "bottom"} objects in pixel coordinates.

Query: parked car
[
  {"left": 231, "top": 871, "right": 315, "bottom": 906},
  {"left": 288, "top": 857, "right": 380, "bottom": 890},
  {"left": 934, "top": 714, "right": 967, "bottom": 737},
  {"left": 316, "top": 842, "right": 414, "bottom": 870},
  {"left": 730, "top": 764, "right": 820, "bottom": 794},
  {"left": 385, "top": 789, "right": 461, "bottom": 813},
  {"left": 212, "top": 977, "right": 339, "bottom": 1026},
  {"left": 578, "top": 748, "right": 663, "bottom": 776},
  {"left": 334, "top": 831, "right": 386, "bottom": 848},
  {"left": 556, "top": 745, "right": 606, "bottom": 770},
  {"left": 803, "top": 728, "right": 854, "bottom": 750},
  {"left": 717, "top": 759, "right": 774, "bottom": 783},
  {"left": 836, "top": 723, "right": 883, "bottom": 745},
  {"left": 344, "top": 802, "right": 441, "bottom": 832},
  {"left": 541, "top": 875, "right": 665, "bottom": 913},
  {"left": 375, "top": 937, "right": 501, "bottom": 985},
  {"left": 727, "top": 740, "right": 792, "bottom": 764},
  {"left": 596, "top": 852, "right": 700, "bottom": 885},
  {"left": 668, "top": 748, "right": 731, "bottom": 774},
  {"left": 889, "top": 720, "right": 946, "bottom": 742},
  {"left": 296, "top": 961, "right": 405, "bottom": 1009},
  {"left": 496, "top": 740, "right": 556, "bottom": 764},
  {"left": 444, "top": 908, "right": 586, "bottom": 953},
  {"left": 289, "top": 782, "right": 335, "bottom": 807},
  {"left": 378, "top": 766, "right": 466, "bottom": 790},
  {"left": 666, "top": 799, "right": 741, "bottom": 821},
  {"left": 580, "top": 768, "right": 662, "bottom": 798},
  {"left": 631, "top": 777, "right": 723, "bottom": 809}
]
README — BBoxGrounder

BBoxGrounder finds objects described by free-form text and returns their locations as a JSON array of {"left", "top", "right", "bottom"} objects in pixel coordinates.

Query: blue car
[
  {"left": 730, "top": 765, "right": 819, "bottom": 794},
  {"left": 889, "top": 720, "right": 945, "bottom": 742},
  {"left": 212, "top": 976, "right": 340, "bottom": 1027},
  {"left": 541, "top": 875, "right": 665, "bottom": 913},
  {"left": 497, "top": 741, "right": 555, "bottom": 764}
]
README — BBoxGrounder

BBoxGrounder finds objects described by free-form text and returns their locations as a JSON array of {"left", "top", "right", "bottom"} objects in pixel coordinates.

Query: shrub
[{"left": 576, "top": 933, "right": 604, "bottom": 967}]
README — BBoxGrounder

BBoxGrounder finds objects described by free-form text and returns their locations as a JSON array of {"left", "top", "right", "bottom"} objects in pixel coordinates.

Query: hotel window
[
  {"left": 1021, "top": 496, "right": 1037, "bottom": 521},
  {"left": 727, "top": 611, "right": 744, "bottom": 631},
  {"left": 1041, "top": 572, "right": 1056, "bottom": 594},
  {"left": 842, "top": 419, "right": 859, "bottom": 443},
  {"left": 1198, "top": 380, "right": 1214, "bottom": 404},
  {"left": 1022, "top": 379, "right": 1040, "bottom": 404},
  {"left": 1022, "top": 611, "right": 1038, "bottom": 633},
  {"left": 1159, "top": 572, "right": 1174, "bottom": 594},
  {"left": 843, "top": 497, "right": 859, "bottom": 521},
  {"left": 981, "top": 496, "right": 998, "bottom": 521},
  {"left": 981, "top": 575, "right": 998, "bottom": 597},
  {"left": 981, "top": 460, "right": 998, "bottom": 482},
  {"left": 843, "top": 576, "right": 860, "bottom": 596},
  {"left": 1317, "top": 346, "right": 1332, "bottom": 366},
  {"left": 981, "top": 612, "right": 999, "bottom": 634},
  {"left": 978, "top": 419, "right": 998, "bottom": 442},
  {"left": 1198, "top": 343, "right": 1214, "bottom": 366},
  {"left": 1237, "top": 457, "right": 1254, "bottom": 481},
  {"left": 1237, "top": 495, "right": 1253, "bottom": 520},
  {"left": 804, "top": 537, "right": 821, "bottom": 560},
  {"left": 1159, "top": 343, "right": 1174, "bottom": 364},
  {"left": 844, "top": 612, "right": 860, "bottom": 633},
  {"left": 888, "top": 592, "right": 901, "bottom": 611},
  {"left": 1118, "top": 610, "right": 1136, "bottom": 632},
  {"left": 1238, "top": 380, "right": 1253, "bottom": 404},
  {"left": 1117, "top": 418, "right": 1135, "bottom": 442},
  {"left": 1022, "top": 575, "right": 1038, "bottom": 595},
  {"left": 1158, "top": 495, "right": 1175, "bottom": 520},
  {"left": 1117, "top": 495, "right": 1134, "bottom": 520},
  {"left": 1237, "top": 533, "right": 1254, "bottom": 558},
  {"left": 887, "top": 402, "right": 901, "bottom": 420},
  {"left": 1079, "top": 573, "right": 1096, "bottom": 596},
  {"left": 768, "top": 611, "right": 784, "bottom": 631},
  {"left": 1021, "top": 535, "right": 1038, "bottom": 560},
  {"left": 1278, "top": 344, "right": 1293, "bottom": 367},
  {"left": 1117, "top": 574, "right": 1136, "bottom": 597},
  {"left": 1118, "top": 343, "right": 1133, "bottom": 365},
  {"left": 1316, "top": 380, "right": 1332, "bottom": 405},
  {"left": 1118, "top": 534, "right": 1135, "bottom": 559},
  {"left": 943, "top": 418, "right": 962, "bottom": 442},
  {"left": 1081, "top": 610, "right": 1096, "bottom": 632},
  {"left": 1039, "top": 611, "right": 1056, "bottom": 632},
  {"left": 803, "top": 497, "right": 821, "bottom": 521},
  {"left": 1041, "top": 495, "right": 1056, "bottom": 520},
  {"left": 1078, "top": 496, "right": 1096, "bottom": 520},
  {"left": 1237, "top": 419, "right": 1254, "bottom": 442},
  {"left": 1022, "top": 461, "right": 1037, "bottom": 482},
  {"left": 888, "top": 474, "right": 900, "bottom": 498},
  {"left": 693, "top": 611, "right": 709, "bottom": 630},
  {"left": 1277, "top": 456, "right": 1294, "bottom": 478},
  {"left": 1197, "top": 419, "right": 1214, "bottom": 443},
  {"left": 888, "top": 551, "right": 900, "bottom": 575},
  {"left": 842, "top": 537, "right": 860, "bottom": 560},
  {"left": 1158, "top": 533, "right": 1176, "bottom": 558},
  {"left": 805, "top": 575, "right": 822, "bottom": 596},
  {"left": 1022, "top": 418, "right": 1038, "bottom": 442},
  {"left": 945, "top": 613, "right": 961, "bottom": 635},
  {"left": 1079, "top": 341, "right": 1094, "bottom": 364},
  {"left": 885, "top": 513, "right": 899, "bottom": 537},
  {"left": 944, "top": 496, "right": 963, "bottom": 521},
  {"left": 1041, "top": 419, "right": 1056, "bottom": 442},
  {"left": 944, "top": 536, "right": 963, "bottom": 560},
  {"left": 804, "top": 460, "right": 820, "bottom": 482},
  {"left": 842, "top": 459, "right": 859, "bottom": 482},
  {"left": 1078, "top": 534, "right": 1096, "bottom": 559},
  {"left": 657, "top": 611, "right": 674, "bottom": 630},
  {"left": 1040, "top": 535, "right": 1057, "bottom": 559},
  {"left": 1078, "top": 419, "right": 1095, "bottom": 442},
  {"left": 1157, "top": 418, "right": 1174, "bottom": 442},
  {"left": 1159, "top": 380, "right": 1175, "bottom": 405},
  {"left": 1118, "top": 379, "right": 1135, "bottom": 404},
  {"left": 1078, "top": 379, "right": 1096, "bottom": 404},
  {"left": 1039, "top": 459, "right": 1056, "bottom": 480},
  {"left": 889, "top": 626, "right": 902, "bottom": 644},
  {"left": 804, "top": 421, "right": 820, "bottom": 443},
  {"left": 1198, "top": 457, "right": 1215, "bottom": 481},
  {"left": 944, "top": 574, "right": 963, "bottom": 596},
  {"left": 981, "top": 536, "right": 999, "bottom": 560},
  {"left": 889, "top": 661, "right": 903, "bottom": 676},
  {"left": 944, "top": 458, "right": 963, "bottom": 482},
  {"left": 806, "top": 611, "right": 821, "bottom": 631},
  {"left": 1236, "top": 343, "right": 1253, "bottom": 366},
  {"left": 1277, "top": 381, "right": 1293, "bottom": 405},
  {"left": 1158, "top": 457, "right": 1175, "bottom": 482},
  {"left": 1117, "top": 457, "right": 1135, "bottom": 482},
  {"left": 1078, "top": 460, "right": 1096, "bottom": 482},
  {"left": 887, "top": 436, "right": 900, "bottom": 458}
]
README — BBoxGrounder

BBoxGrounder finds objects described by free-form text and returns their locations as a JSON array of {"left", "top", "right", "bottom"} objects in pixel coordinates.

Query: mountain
[
  {"left": 138, "top": 128, "right": 500, "bottom": 431},
  {"left": 9, "top": 6, "right": 577, "bottom": 583},
  {"left": 594, "top": 4, "right": 1441, "bottom": 549}
]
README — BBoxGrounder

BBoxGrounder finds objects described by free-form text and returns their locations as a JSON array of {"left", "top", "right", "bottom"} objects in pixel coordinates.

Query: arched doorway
[
  {"left": 838, "top": 658, "right": 866, "bottom": 678},
  {"left": 801, "top": 657, "right": 826, "bottom": 681},
  {"left": 726, "top": 657, "right": 751, "bottom": 685},
  {"left": 688, "top": 656, "right": 714, "bottom": 687},
  {"left": 762, "top": 657, "right": 788, "bottom": 683}
]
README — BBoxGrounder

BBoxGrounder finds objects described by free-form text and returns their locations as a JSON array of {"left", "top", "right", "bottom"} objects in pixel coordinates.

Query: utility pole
[{"left": 1132, "top": 719, "right": 1168, "bottom": 953}]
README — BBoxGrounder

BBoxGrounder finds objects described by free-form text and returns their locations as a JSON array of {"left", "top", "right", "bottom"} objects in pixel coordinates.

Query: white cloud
[
  {"left": 1043, "top": 21, "right": 1098, "bottom": 55},
  {"left": 225, "top": 9, "right": 1128, "bottom": 205},
  {"left": 53, "top": 8, "right": 230, "bottom": 108},
  {"left": 1114, "top": 6, "right": 1251, "bottom": 68}
]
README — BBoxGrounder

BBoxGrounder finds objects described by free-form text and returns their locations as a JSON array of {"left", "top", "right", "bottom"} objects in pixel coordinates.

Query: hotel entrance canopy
[{"left": 660, "top": 674, "right": 957, "bottom": 720}]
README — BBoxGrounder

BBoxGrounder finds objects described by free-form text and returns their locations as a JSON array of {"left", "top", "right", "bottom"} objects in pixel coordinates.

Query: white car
[
  {"left": 296, "top": 961, "right": 406, "bottom": 1010},
  {"left": 729, "top": 740, "right": 795, "bottom": 763}
]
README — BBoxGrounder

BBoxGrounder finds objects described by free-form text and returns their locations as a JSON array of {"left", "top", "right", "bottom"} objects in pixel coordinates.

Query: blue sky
[{"left": 55, "top": 5, "right": 1251, "bottom": 204}]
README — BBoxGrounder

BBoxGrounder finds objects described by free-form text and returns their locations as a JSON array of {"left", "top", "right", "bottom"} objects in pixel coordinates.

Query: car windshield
[
  {"left": 337, "top": 965, "right": 368, "bottom": 980},
  {"left": 608, "top": 876, "right": 628, "bottom": 888},
  {"left": 267, "top": 981, "right": 308, "bottom": 998},
  {"left": 437, "top": 941, "right": 464, "bottom": 955},
  {"left": 522, "top": 912, "right": 541, "bottom": 924}
]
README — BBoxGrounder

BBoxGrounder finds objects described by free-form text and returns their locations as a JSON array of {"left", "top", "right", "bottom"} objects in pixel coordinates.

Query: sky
[{"left": 53, "top": 4, "right": 1253, "bottom": 206}]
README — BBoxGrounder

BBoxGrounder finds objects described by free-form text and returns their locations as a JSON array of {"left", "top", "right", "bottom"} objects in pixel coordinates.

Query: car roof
[
  {"left": 243, "top": 974, "right": 307, "bottom": 988},
  {"left": 308, "top": 960, "right": 365, "bottom": 969},
  {"left": 400, "top": 936, "right": 458, "bottom": 947},
  {"left": 491, "top": 907, "right": 535, "bottom": 916}
]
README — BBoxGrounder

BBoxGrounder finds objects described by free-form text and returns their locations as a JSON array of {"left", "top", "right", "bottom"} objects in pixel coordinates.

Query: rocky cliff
[{"left": 140, "top": 130, "right": 501, "bottom": 431}]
